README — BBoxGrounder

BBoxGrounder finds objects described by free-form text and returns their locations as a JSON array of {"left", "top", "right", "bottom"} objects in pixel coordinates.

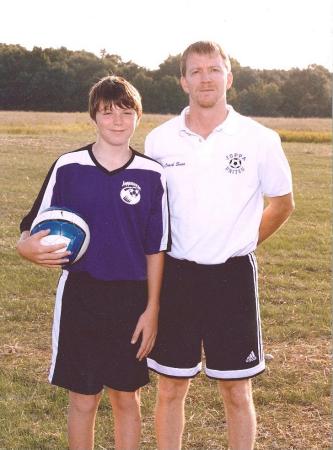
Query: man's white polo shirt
[{"left": 145, "top": 105, "right": 292, "bottom": 264}]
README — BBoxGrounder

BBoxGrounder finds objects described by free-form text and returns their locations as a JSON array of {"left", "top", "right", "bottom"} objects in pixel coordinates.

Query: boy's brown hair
[
  {"left": 180, "top": 41, "right": 231, "bottom": 76},
  {"left": 89, "top": 76, "right": 142, "bottom": 121}
]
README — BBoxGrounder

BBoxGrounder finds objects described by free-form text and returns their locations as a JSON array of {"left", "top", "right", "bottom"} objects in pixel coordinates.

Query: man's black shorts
[
  {"left": 49, "top": 271, "right": 149, "bottom": 394},
  {"left": 147, "top": 253, "right": 265, "bottom": 380}
]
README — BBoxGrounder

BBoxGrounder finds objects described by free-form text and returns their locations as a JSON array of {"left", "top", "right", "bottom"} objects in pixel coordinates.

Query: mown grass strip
[
  {"left": 0, "top": 124, "right": 94, "bottom": 135},
  {"left": 1, "top": 123, "right": 331, "bottom": 143},
  {"left": 277, "top": 130, "right": 332, "bottom": 143}
]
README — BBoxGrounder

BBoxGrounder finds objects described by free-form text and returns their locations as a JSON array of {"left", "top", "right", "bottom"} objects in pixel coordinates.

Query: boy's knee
[
  {"left": 108, "top": 390, "right": 140, "bottom": 413},
  {"left": 69, "top": 392, "right": 100, "bottom": 415},
  {"left": 158, "top": 376, "right": 190, "bottom": 403}
]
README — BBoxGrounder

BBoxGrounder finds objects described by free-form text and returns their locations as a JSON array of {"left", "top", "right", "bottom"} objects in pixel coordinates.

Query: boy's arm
[
  {"left": 17, "top": 229, "right": 71, "bottom": 268},
  {"left": 131, "top": 251, "right": 165, "bottom": 361}
]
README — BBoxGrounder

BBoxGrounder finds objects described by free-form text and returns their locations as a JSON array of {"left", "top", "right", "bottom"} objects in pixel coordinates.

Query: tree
[
  {"left": 280, "top": 65, "right": 331, "bottom": 117},
  {"left": 0, "top": 44, "right": 331, "bottom": 116},
  {"left": 155, "top": 55, "right": 181, "bottom": 79}
]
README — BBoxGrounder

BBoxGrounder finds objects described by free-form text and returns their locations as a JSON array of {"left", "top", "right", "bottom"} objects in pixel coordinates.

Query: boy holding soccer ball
[{"left": 17, "top": 76, "right": 168, "bottom": 450}]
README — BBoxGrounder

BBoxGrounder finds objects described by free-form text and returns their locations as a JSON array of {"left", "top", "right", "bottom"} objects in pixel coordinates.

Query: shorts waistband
[
  {"left": 66, "top": 270, "right": 147, "bottom": 287},
  {"left": 165, "top": 253, "right": 254, "bottom": 269}
]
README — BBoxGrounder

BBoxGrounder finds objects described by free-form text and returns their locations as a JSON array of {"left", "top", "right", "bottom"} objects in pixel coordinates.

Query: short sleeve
[
  {"left": 144, "top": 170, "right": 169, "bottom": 254},
  {"left": 259, "top": 131, "right": 293, "bottom": 197}
]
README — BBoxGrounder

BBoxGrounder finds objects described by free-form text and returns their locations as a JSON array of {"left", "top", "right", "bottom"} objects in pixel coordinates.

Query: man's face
[
  {"left": 94, "top": 103, "right": 138, "bottom": 147},
  {"left": 181, "top": 51, "right": 233, "bottom": 108}
]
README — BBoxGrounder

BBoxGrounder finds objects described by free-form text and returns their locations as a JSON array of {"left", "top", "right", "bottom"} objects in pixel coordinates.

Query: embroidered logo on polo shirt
[
  {"left": 120, "top": 181, "right": 141, "bottom": 205},
  {"left": 225, "top": 153, "right": 246, "bottom": 174},
  {"left": 162, "top": 161, "right": 186, "bottom": 168}
]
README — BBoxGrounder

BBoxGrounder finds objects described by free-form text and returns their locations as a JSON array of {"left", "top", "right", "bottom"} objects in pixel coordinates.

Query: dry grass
[
  {"left": 0, "top": 111, "right": 331, "bottom": 449},
  {"left": 253, "top": 116, "right": 331, "bottom": 132}
]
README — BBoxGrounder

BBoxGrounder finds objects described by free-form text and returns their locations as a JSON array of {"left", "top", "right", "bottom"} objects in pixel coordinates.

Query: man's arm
[
  {"left": 257, "top": 193, "right": 295, "bottom": 245},
  {"left": 131, "top": 252, "right": 165, "bottom": 360}
]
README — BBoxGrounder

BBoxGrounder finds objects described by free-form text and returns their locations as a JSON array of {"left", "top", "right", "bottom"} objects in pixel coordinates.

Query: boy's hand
[
  {"left": 16, "top": 229, "right": 71, "bottom": 268},
  {"left": 131, "top": 305, "right": 159, "bottom": 361}
]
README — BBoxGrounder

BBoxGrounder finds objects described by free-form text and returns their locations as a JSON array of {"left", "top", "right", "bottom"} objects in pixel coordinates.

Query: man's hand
[
  {"left": 131, "top": 305, "right": 159, "bottom": 361},
  {"left": 16, "top": 229, "right": 71, "bottom": 268}
]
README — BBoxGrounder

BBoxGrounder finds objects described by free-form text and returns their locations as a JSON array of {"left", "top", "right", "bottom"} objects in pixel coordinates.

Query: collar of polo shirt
[{"left": 179, "top": 105, "right": 239, "bottom": 137}]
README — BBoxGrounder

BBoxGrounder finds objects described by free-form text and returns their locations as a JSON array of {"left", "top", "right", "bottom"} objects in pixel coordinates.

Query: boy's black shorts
[
  {"left": 147, "top": 253, "right": 265, "bottom": 380},
  {"left": 49, "top": 271, "right": 149, "bottom": 394}
]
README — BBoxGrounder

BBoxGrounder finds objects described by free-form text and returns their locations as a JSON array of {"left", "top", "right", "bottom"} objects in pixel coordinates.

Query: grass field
[{"left": 0, "top": 112, "right": 331, "bottom": 449}]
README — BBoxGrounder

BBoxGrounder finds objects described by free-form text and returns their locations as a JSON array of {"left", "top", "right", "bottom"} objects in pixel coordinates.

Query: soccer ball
[{"left": 30, "top": 207, "right": 90, "bottom": 264}]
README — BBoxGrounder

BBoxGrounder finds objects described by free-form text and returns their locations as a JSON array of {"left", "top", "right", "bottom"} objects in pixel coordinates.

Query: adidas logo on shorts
[{"left": 245, "top": 351, "right": 257, "bottom": 363}]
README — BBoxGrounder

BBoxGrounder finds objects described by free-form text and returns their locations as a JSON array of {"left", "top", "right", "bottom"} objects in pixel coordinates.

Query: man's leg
[
  {"left": 155, "top": 375, "right": 191, "bottom": 450},
  {"left": 68, "top": 391, "right": 102, "bottom": 450},
  {"left": 108, "top": 388, "right": 141, "bottom": 450},
  {"left": 218, "top": 379, "right": 256, "bottom": 450}
]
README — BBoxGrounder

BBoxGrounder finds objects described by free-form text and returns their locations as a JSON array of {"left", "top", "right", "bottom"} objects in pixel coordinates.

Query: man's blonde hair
[{"left": 180, "top": 41, "right": 231, "bottom": 76}]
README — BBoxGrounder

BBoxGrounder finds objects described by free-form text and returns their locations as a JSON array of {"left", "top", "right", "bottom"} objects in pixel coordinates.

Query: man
[{"left": 145, "top": 41, "right": 294, "bottom": 450}]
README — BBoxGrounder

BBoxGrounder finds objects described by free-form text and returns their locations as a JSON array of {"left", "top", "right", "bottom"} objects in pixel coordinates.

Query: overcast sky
[{"left": 2, "top": 0, "right": 332, "bottom": 71}]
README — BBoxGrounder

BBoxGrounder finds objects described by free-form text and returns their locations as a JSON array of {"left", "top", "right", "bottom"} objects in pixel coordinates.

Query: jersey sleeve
[
  {"left": 144, "top": 169, "right": 169, "bottom": 254},
  {"left": 19, "top": 160, "right": 58, "bottom": 232},
  {"left": 259, "top": 131, "right": 293, "bottom": 197}
]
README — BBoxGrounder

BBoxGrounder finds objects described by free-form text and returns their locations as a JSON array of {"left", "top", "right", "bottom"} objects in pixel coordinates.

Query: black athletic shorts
[
  {"left": 147, "top": 253, "right": 265, "bottom": 380},
  {"left": 49, "top": 271, "right": 150, "bottom": 394}
]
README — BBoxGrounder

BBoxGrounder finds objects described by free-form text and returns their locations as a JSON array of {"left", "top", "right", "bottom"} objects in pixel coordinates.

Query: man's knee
[
  {"left": 218, "top": 379, "right": 253, "bottom": 409},
  {"left": 158, "top": 376, "right": 190, "bottom": 403}
]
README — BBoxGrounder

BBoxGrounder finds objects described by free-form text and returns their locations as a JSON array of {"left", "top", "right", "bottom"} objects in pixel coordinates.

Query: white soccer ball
[{"left": 30, "top": 207, "right": 90, "bottom": 264}]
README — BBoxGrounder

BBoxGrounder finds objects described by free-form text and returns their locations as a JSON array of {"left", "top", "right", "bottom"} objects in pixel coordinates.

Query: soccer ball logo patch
[
  {"left": 225, "top": 153, "right": 246, "bottom": 174},
  {"left": 228, "top": 157, "right": 242, "bottom": 169},
  {"left": 120, "top": 181, "right": 141, "bottom": 205}
]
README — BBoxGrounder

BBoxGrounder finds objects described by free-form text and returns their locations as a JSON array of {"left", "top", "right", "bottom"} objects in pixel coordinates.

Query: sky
[{"left": 2, "top": 0, "right": 332, "bottom": 71}]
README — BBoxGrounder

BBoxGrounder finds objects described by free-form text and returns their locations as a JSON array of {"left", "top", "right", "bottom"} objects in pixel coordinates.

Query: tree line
[{"left": 0, "top": 44, "right": 331, "bottom": 117}]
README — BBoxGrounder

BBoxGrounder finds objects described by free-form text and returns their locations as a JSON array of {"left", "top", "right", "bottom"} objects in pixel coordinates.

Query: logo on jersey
[
  {"left": 225, "top": 153, "right": 246, "bottom": 174},
  {"left": 120, "top": 181, "right": 141, "bottom": 205}
]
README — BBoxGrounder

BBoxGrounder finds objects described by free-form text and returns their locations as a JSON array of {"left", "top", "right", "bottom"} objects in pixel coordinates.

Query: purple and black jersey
[{"left": 20, "top": 143, "right": 169, "bottom": 281}]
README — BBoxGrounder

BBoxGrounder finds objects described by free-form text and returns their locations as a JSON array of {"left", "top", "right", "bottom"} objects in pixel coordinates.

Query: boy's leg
[
  {"left": 68, "top": 391, "right": 102, "bottom": 450},
  {"left": 155, "top": 375, "right": 190, "bottom": 450},
  {"left": 107, "top": 388, "right": 141, "bottom": 450}
]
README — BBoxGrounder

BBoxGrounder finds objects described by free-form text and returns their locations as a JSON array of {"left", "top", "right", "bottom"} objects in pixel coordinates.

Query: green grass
[{"left": 0, "top": 112, "right": 331, "bottom": 449}]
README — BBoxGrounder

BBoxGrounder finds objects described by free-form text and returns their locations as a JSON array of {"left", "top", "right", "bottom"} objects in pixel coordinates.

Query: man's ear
[
  {"left": 226, "top": 71, "right": 233, "bottom": 90},
  {"left": 180, "top": 76, "right": 189, "bottom": 94}
]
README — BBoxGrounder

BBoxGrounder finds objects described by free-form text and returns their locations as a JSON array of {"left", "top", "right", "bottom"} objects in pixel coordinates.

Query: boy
[{"left": 17, "top": 76, "right": 168, "bottom": 450}]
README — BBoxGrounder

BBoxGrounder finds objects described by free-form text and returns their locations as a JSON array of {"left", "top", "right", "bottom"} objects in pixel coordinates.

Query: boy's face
[{"left": 95, "top": 103, "right": 138, "bottom": 147}]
